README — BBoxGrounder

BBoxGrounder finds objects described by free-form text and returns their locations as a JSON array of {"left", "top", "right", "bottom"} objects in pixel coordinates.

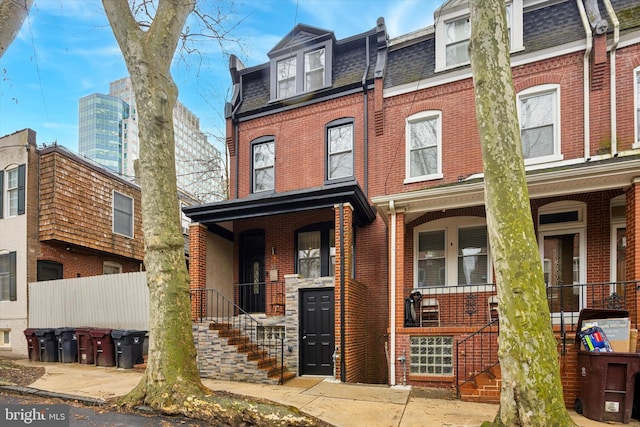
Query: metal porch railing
[
  {"left": 190, "top": 287, "right": 285, "bottom": 384},
  {"left": 454, "top": 281, "right": 638, "bottom": 397}
]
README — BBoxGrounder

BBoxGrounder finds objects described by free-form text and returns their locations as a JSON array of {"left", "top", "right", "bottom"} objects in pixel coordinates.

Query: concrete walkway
[{"left": 5, "top": 360, "right": 639, "bottom": 427}]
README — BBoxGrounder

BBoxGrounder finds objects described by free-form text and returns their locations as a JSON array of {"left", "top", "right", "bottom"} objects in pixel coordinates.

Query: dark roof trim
[
  {"left": 183, "top": 182, "right": 376, "bottom": 227},
  {"left": 235, "top": 84, "right": 374, "bottom": 123}
]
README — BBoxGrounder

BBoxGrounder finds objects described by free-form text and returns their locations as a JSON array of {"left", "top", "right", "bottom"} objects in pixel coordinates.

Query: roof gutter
[{"left": 362, "top": 33, "right": 370, "bottom": 196}]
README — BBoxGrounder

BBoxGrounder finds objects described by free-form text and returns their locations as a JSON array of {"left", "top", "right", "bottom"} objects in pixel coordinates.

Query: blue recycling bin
[
  {"left": 55, "top": 327, "right": 77, "bottom": 363},
  {"left": 111, "top": 330, "right": 147, "bottom": 369},
  {"left": 35, "top": 328, "right": 58, "bottom": 362}
]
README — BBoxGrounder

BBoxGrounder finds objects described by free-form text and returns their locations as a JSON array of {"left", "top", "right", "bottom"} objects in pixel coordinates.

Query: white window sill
[
  {"left": 404, "top": 173, "right": 443, "bottom": 185},
  {"left": 524, "top": 153, "right": 564, "bottom": 167},
  {"left": 412, "top": 284, "right": 495, "bottom": 295}
]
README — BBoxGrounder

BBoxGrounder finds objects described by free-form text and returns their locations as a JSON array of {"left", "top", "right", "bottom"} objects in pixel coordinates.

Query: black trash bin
[
  {"left": 75, "top": 327, "right": 95, "bottom": 364},
  {"left": 575, "top": 309, "right": 640, "bottom": 424},
  {"left": 35, "top": 328, "right": 58, "bottom": 362},
  {"left": 55, "top": 327, "right": 77, "bottom": 363},
  {"left": 90, "top": 328, "right": 115, "bottom": 367},
  {"left": 111, "top": 330, "right": 146, "bottom": 369},
  {"left": 23, "top": 328, "right": 40, "bottom": 362}
]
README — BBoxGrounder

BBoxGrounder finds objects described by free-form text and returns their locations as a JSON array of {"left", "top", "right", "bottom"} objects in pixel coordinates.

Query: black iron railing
[
  {"left": 453, "top": 281, "right": 638, "bottom": 396},
  {"left": 235, "top": 282, "right": 286, "bottom": 315},
  {"left": 190, "top": 287, "right": 286, "bottom": 384}
]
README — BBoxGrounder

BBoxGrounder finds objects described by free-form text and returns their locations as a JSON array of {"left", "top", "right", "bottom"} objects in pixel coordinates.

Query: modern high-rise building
[
  {"left": 78, "top": 77, "right": 226, "bottom": 203},
  {"left": 78, "top": 94, "right": 129, "bottom": 174}
]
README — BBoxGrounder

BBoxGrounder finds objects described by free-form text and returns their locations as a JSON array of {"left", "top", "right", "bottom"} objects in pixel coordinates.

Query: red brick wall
[
  {"left": 613, "top": 44, "right": 640, "bottom": 151},
  {"left": 38, "top": 241, "right": 141, "bottom": 279},
  {"left": 232, "top": 94, "right": 366, "bottom": 199},
  {"left": 189, "top": 223, "right": 207, "bottom": 320}
]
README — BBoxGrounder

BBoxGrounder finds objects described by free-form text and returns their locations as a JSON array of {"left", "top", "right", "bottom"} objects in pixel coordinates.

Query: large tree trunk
[
  {"left": 102, "top": 0, "right": 206, "bottom": 411},
  {"left": 468, "top": 1, "right": 576, "bottom": 426},
  {"left": 0, "top": 0, "right": 33, "bottom": 58}
]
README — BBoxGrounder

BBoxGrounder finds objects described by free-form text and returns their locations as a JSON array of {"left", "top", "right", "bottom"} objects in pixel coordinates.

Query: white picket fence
[{"left": 28, "top": 271, "right": 149, "bottom": 330}]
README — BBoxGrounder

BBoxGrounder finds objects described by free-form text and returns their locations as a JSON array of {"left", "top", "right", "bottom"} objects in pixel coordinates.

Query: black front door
[
  {"left": 239, "top": 230, "right": 265, "bottom": 313},
  {"left": 300, "top": 288, "right": 335, "bottom": 375}
]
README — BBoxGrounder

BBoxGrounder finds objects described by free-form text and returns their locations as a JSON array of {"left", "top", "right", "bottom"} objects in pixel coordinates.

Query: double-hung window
[
  {"left": 435, "top": 1, "right": 522, "bottom": 72},
  {"left": 0, "top": 252, "right": 17, "bottom": 302},
  {"left": 327, "top": 119, "right": 354, "bottom": 181},
  {"left": 517, "top": 85, "right": 561, "bottom": 163},
  {"left": 304, "top": 49, "right": 325, "bottom": 91},
  {"left": 252, "top": 138, "right": 275, "bottom": 193},
  {"left": 113, "top": 191, "right": 134, "bottom": 238},
  {"left": 1, "top": 165, "right": 25, "bottom": 218},
  {"left": 415, "top": 218, "right": 490, "bottom": 287},
  {"left": 277, "top": 57, "right": 296, "bottom": 99},
  {"left": 406, "top": 111, "right": 442, "bottom": 182},
  {"left": 635, "top": 67, "right": 640, "bottom": 147}
]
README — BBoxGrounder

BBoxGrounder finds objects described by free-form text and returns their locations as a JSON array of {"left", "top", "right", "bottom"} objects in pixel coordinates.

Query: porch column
[
  {"left": 626, "top": 178, "right": 640, "bottom": 338},
  {"left": 389, "top": 204, "right": 405, "bottom": 386},
  {"left": 334, "top": 203, "right": 354, "bottom": 382},
  {"left": 189, "top": 223, "right": 207, "bottom": 321}
]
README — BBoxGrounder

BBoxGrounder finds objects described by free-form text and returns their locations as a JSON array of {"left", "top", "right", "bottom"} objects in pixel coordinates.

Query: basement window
[
  {"left": 410, "top": 336, "right": 453, "bottom": 376},
  {"left": 257, "top": 325, "right": 285, "bottom": 341}
]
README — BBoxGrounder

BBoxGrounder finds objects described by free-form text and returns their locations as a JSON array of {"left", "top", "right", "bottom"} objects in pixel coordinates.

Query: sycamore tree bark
[
  {"left": 101, "top": 3, "right": 317, "bottom": 425},
  {"left": 102, "top": 0, "right": 206, "bottom": 411},
  {"left": 468, "top": 1, "right": 576, "bottom": 426},
  {"left": 0, "top": 0, "right": 33, "bottom": 58}
]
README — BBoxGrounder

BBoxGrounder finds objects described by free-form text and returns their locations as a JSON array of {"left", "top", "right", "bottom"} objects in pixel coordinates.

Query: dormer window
[
  {"left": 305, "top": 49, "right": 325, "bottom": 91},
  {"left": 268, "top": 25, "right": 334, "bottom": 101},
  {"left": 435, "top": 0, "right": 523, "bottom": 72},
  {"left": 277, "top": 57, "right": 296, "bottom": 99}
]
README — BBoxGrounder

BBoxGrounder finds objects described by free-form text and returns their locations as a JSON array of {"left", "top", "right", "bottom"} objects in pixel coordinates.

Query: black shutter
[
  {"left": 9, "top": 252, "right": 16, "bottom": 301},
  {"left": 0, "top": 170, "right": 3, "bottom": 219},
  {"left": 17, "top": 164, "right": 25, "bottom": 215}
]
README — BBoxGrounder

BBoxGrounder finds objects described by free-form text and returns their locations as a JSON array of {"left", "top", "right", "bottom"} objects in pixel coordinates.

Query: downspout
[
  {"left": 603, "top": 0, "right": 619, "bottom": 156},
  {"left": 362, "top": 34, "right": 370, "bottom": 196},
  {"left": 389, "top": 200, "right": 397, "bottom": 386},
  {"left": 231, "top": 75, "right": 242, "bottom": 200},
  {"left": 339, "top": 203, "right": 346, "bottom": 382},
  {"left": 576, "top": 0, "right": 592, "bottom": 160}
]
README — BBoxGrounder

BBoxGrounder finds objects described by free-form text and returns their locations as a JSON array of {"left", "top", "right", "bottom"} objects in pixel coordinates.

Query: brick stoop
[{"left": 459, "top": 364, "right": 501, "bottom": 404}]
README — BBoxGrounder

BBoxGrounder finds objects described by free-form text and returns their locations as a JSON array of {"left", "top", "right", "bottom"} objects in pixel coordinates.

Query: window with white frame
[
  {"left": 103, "top": 261, "right": 122, "bottom": 275},
  {"left": 277, "top": 57, "right": 296, "bottom": 99},
  {"left": 113, "top": 191, "right": 134, "bottom": 238},
  {"left": 635, "top": 67, "right": 640, "bottom": 147},
  {"left": 415, "top": 218, "right": 490, "bottom": 287},
  {"left": 517, "top": 85, "right": 561, "bottom": 163},
  {"left": 252, "top": 138, "right": 275, "bottom": 193},
  {"left": 327, "top": 119, "right": 354, "bottom": 181},
  {"left": 406, "top": 111, "right": 442, "bottom": 182},
  {"left": 305, "top": 49, "right": 325, "bottom": 91},
  {"left": 410, "top": 336, "right": 453, "bottom": 375},
  {"left": 269, "top": 36, "right": 332, "bottom": 100},
  {"left": 1, "top": 330, "right": 9, "bottom": 347},
  {"left": 1, "top": 165, "right": 25, "bottom": 218},
  {"left": 435, "top": 1, "right": 522, "bottom": 72},
  {"left": 0, "top": 252, "right": 17, "bottom": 302}
]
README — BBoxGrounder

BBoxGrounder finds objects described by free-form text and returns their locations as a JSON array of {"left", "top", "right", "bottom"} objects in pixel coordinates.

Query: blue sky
[{"left": 0, "top": 0, "right": 441, "bottom": 154}]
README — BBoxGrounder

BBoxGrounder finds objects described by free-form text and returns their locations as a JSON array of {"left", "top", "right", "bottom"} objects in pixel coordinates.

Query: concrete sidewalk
[{"left": 4, "top": 360, "right": 639, "bottom": 427}]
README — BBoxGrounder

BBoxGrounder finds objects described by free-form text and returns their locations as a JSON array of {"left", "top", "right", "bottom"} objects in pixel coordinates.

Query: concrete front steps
[
  {"left": 193, "top": 322, "right": 294, "bottom": 384},
  {"left": 458, "top": 364, "right": 501, "bottom": 403}
]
